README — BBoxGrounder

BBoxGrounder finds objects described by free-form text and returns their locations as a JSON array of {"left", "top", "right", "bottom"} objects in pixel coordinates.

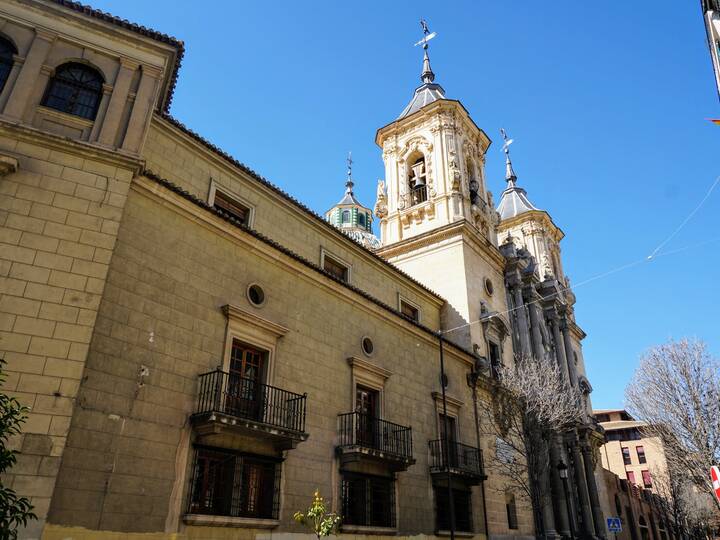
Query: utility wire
[{"left": 442, "top": 174, "right": 720, "bottom": 336}]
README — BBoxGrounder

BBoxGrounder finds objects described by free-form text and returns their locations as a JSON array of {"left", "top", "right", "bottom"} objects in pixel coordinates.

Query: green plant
[
  {"left": 0, "top": 357, "right": 37, "bottom": 539},
  {"left": 293, "top": 490, "right": 341, "bottom": 539}
]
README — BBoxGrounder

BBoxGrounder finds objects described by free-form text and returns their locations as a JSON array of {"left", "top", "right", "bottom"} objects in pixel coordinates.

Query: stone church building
[{"left": 0, "top": 1, "right": 604, "bottom": 539}]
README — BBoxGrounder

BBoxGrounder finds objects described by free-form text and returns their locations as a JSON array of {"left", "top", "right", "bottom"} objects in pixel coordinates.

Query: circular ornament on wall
[
  {"left": 361, "top": 336, "right": 374, "bottom": 357},
  {"left": 247, "top": 283, "right": 266, "bottom": 307},
  {"left": 484, "top": 278, "right": 494, "bottom": 296}
]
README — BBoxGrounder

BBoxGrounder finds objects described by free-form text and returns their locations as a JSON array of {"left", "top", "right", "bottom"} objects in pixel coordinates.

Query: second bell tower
[{"left": 374, "top": 26, "right": 510, "bottom": 353}]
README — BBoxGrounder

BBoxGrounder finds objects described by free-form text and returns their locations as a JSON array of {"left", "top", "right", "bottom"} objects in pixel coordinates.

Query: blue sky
[{"left": 94, "top": 1, "right": 719, "bottom": 409}]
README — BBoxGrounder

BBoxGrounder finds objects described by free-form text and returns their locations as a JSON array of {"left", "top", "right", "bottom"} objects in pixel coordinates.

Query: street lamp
[{"left": 557, "top": 459, "right": 575, "bottom": 540}]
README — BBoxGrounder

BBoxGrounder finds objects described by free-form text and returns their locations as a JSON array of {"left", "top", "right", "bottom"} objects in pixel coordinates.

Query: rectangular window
[
  {"left": 595, "top": 413, "right": 610, "bottom": 423},
  {"left": 622, "top": 446, "right": 631, "bottom": 465},
  {"left": 626, "top": 471, "right": 636, "bottom": 485},
  {"left": 435, "top": 487, "right": 473, "bottom": 533},
  {"left": 399, "top": 299, "right": 420, "bottom": 322},
  {"left": 213, "top": 190, "right": 250, "bottom": 226},
  {"left": 489, "top": 341, "right": 501, "bottom": 378},
  {"left": 322, "top": 254, "right": 349, "bottom": 282},
  {"left": 636, "top": 446, "right": 647, "bottom": 464},
  {"left": 188, "top": 447, "right": 279, "bottom": 519},
  {"left": 506, "top": 493, "right": 519, "bottom": 530},
  {"left": 341, "top": 472, "right": 395, "bottom": 528},
  {"left": 642, "top": 470, "right": 652, "bottom": 488}
]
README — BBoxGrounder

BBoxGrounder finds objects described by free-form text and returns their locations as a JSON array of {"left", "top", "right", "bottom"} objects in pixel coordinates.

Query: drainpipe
[
  {"left": 438, "top": 332, "right": 456, "bottom": 540},
  {"left": 471, "top": 372, "right": 490, "bottom": 540}
]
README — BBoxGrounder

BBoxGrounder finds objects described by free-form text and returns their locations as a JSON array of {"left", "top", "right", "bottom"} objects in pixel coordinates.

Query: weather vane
[
  {"left": 346, "top": 151, "right": 353, "bottom": 184},
  {"left": 414, "top": 18, "right": 437, "bottom": 49},
  {"left": 500, "top": 128, "right": 514, "bottom": 155}
]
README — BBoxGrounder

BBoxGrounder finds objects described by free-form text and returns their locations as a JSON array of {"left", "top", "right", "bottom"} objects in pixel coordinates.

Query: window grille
[
  {"left": 42, "top": 62, "right": 103, "bottom": 120},
  {"left": 341, "top": 472, "right": 395, "bottom": 528}
]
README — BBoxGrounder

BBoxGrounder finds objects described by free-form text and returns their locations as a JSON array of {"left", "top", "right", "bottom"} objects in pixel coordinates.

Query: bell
[{"left": 411, "top": 161, "right": 426, "bottom": 185}]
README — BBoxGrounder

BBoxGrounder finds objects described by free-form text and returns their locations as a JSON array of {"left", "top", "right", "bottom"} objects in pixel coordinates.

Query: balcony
[
  {"left": 191, "top": 369, "right": 309, "bottom": 450},
  {"left": 410, "top": 184, "right": 428, "bottom": 206},
  {"left": 337, "top": 412, "right": 415, "bottom": 471},
  {"left": 428, "top": 439, "right": 486, "bottom": 484}
]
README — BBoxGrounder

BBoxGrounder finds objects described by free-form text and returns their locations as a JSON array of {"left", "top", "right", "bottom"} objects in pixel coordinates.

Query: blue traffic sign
[{"left": 607, "top": 517, "right": 622, "bottom": 533}]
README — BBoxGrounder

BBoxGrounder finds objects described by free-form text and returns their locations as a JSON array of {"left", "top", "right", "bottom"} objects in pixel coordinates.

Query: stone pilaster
[
  {"left": 2, "top": 30, "right": 55, "bottom": 120},
  {"left": 547, "top": 310, "right": 570, "bottom": 383},
  {"left": 549, "top": 437, "right": 571, "bottom": 538},
  {"left": 570, "top": 438, "right": 596, "bottom": 539},
  {"left": 121, "top": 65, "right": 161, "bottom": 153},
  {"left": 511, "top": 283, "right": 532, "bottom": 357},
  {"left": 97, "top": 58, "right": 138, "bottom": 147},
  {"left": 525, "top": 287, "right": 545, "bottom": 359},
  {"left": 560, "top": 312, "right": 579, "bottom": 388},
  {"left": 582, "top": 436, "right": 605, "bottom": 538}
]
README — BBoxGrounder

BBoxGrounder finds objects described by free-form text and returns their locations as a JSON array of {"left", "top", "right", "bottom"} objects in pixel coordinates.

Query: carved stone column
[
  {"left": 526, "top": 288, "right": 545, "bottom": 359},
  {"left": 121, "top": 64, "right": 161, "bottom": 153},
  {"left": 97, "top": 58, "right": 138, "bottom": 146},
  {"left": 540, "top": 456, "right": 561, "bottom": 540},
  {"left": 549, "top": 437, "right": 571, "bottom": 537},
  {"left": 547, "top": 310, "right": 570, "bottom": 382},
  {"left": 3, "top": 30, "right": 55, "bottom": 120},
  {"left": 581, "top": 437, "right": 605, "bottom": 538},
  {"left": 512, "top": 284, "right": 532, "bottom": 357},
  {"left": 570, "top": 437, "right": 596, "bottom": 539},
  {"left": 560, "top": 313, "right": 579, "bottom": 388}
]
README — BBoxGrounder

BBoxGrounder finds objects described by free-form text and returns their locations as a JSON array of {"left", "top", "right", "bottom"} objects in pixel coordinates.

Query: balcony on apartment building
[
  {"left": 191, "top": 369, "right": 309, "bottom": 450},
  {"left": 336, "top": 411, "right": 415, "bottom": 471},
  {"left": 428, "top": 439, "right": 486, "bottom": 484}
]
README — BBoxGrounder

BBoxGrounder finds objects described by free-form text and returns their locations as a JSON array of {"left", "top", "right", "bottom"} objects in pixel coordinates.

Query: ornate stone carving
[{"left": 374, "top": 179, "right": 388, "bottom": 218}]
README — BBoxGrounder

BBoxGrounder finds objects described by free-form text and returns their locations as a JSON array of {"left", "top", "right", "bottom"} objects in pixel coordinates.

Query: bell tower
[
  {"left": 375, "top": 23, "right": 510, "bottom": 354},
  {"left": 374, "top": 37, "right": 494, "bottom": 246}
]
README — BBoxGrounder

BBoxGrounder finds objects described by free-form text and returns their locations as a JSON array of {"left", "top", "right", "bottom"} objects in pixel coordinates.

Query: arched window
[
  {"left": 0, "top": 37, "right": 17, "bottom": 95},
  {"left": 341, "top": 210, "right": 351, "bottom": 224},
  {"left": 42, "top": 62, "right": 103, "bottom": 120},
  {"left": 358, "top": 212, "right": 366, "bottom": 229},
  {"left": 408, "top": 154, "right": 427, "bottom": 205}
]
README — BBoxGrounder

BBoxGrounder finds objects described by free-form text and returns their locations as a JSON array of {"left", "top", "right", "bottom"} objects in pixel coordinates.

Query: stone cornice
[
  {"left": 346, "top": 357, "right": 393, "bottom": 381},
  {"left": 376, "top": 220, "right": 506, "bottom": 270},
  {"left": 375, "top": 98, "right": 492, "bottom": 152},
  {"left": 222, "top": 304, "right": 289, "bottom": 338},
  {"left": 431, "top": 391, "right": 464, "bottom": 410},
  {"left": 0, "top": 119, "right": 142, "bottom": 170},
  {"left": 497, "top": 209, "right": 565, "bottom": 242},
  {"left": 151, "top": 115, "right": 445, "bottom": 308},
  {"left": 132, "top": 172, "right": 477, "bottom": 369}
]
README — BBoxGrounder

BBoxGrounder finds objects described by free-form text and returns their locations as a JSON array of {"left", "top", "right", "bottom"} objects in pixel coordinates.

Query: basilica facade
[{"left": 0, "top": 2, "right": 604, "bottom": 539}]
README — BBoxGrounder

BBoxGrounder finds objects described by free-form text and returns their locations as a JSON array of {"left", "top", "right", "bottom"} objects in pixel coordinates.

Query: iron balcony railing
[
  {"left": 428, "top": 439, "right": 484, "bottom": 477},
  {"left": 338, "top": 411, "right": 413, "bottom": 460},
  {"left": 195, "top": 369, "right": 307, "bottom": 433},
  {"left": 410, "top": 184, "right": 428, "bottom": 205}
]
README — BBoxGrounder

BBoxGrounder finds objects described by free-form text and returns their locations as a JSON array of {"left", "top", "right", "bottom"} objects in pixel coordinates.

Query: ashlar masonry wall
[{"left": 44, "top": 175, "right": 505, "bottom": 539}]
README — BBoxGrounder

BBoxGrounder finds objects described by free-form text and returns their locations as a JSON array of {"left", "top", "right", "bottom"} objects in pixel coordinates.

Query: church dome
[{"left": 325, "top": 161, "right": 381, "bottom": 250}]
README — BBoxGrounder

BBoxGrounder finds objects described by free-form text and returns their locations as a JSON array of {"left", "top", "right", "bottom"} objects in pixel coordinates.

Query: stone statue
[{"left": 374, "top": 179, "right": 388, "bottom": 218}]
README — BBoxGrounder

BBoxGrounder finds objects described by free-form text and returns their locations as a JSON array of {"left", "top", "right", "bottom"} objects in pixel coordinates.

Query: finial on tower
[
  {"left": 415, "top": 18, "right": 437, "bottom": 84},
  {"left": 500, "top": 128, "right": 517, "bottom": 186},
  {"left": 346, "top": 151, "right": 354, "bottom": 191}
]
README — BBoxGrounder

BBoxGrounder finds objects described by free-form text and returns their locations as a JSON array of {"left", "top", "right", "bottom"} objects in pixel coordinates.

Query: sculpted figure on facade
[{"left": 374, "top": 179, "right": 388, "bottom": 218}]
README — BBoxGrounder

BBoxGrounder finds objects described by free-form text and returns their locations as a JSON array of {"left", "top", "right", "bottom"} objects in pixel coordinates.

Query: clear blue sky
[{"left": 93, "top": 0, "right": 719, "bottom": 409}]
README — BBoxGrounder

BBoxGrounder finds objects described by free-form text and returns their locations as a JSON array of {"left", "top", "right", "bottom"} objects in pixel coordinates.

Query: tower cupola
[{"left": 325, "top": 154, "right": 381, "bottom": 250}]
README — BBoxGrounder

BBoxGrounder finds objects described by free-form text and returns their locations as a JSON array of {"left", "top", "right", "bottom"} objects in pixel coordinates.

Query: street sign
[
  {"left": 607, "top": 517, "right": 622, "bottom": 533},
  {"left": 711, "top": 466, "right": 720, "bottom": 503}
]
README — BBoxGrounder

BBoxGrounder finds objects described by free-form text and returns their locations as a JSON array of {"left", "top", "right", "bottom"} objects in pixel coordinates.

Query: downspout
[{"left": 472, "top": 375, "right": 490, "bottom": 540}]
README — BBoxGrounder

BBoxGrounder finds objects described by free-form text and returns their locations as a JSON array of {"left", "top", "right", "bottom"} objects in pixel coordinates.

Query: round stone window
[
  {"left": 361, "top": 336, "right": 374, "bottom": 357},
  {"left": 247, "top": 283, "right": 266, "bottom": 307},
  {"left": 484, "top": 278, "right": 494, "bottom": 296}
]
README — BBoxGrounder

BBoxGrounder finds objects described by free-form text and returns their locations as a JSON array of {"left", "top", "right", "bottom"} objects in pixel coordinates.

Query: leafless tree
[
  {"left": 625, "top": 338, "right": 720, "bottom": 513},
  {"left": 478, "top": 354, "right": 585, "bottom": 534}
]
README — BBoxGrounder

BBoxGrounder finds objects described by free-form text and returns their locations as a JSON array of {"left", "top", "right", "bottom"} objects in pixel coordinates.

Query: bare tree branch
[{"left": 625, "top": 338, "right": 720, "bottom": 512}]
